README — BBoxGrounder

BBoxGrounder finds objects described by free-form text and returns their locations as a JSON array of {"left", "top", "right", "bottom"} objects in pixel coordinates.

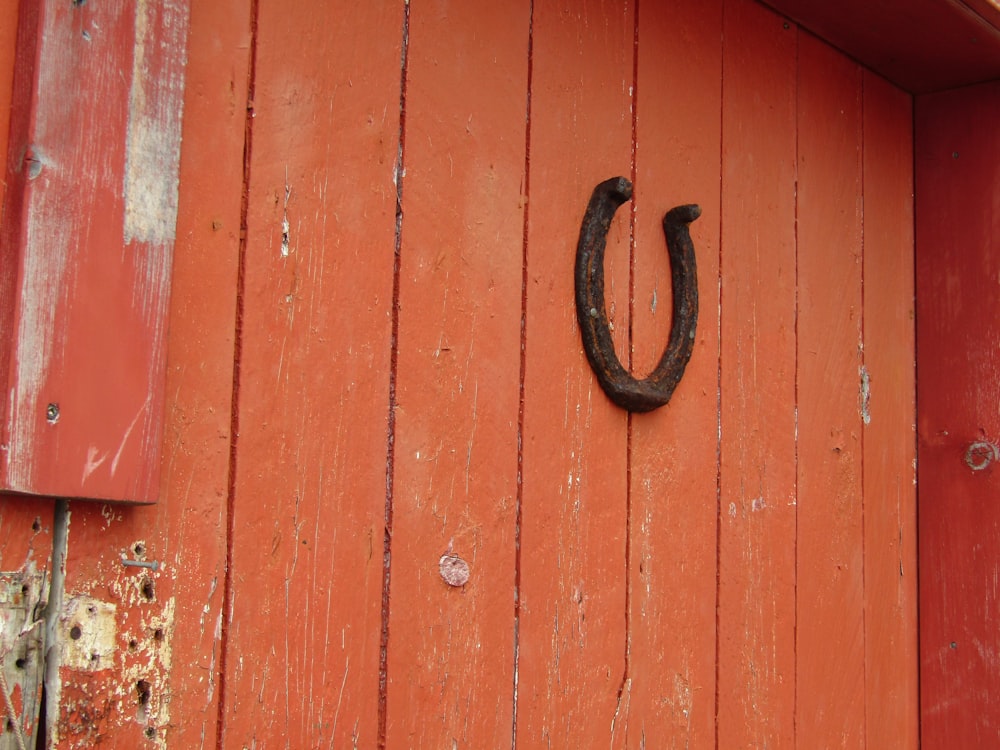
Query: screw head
[{"left": 45, "top": 403, "right": 60, "bottom": 423}]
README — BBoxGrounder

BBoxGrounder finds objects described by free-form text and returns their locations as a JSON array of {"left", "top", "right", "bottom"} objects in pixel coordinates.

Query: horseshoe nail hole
[
  {"left": 153, "top": 628, "right": 164, "bottom": 643},
  {"left": 128, "top": 639, "right": 139, "bottom": 652},
  {"left": 144, "top": 726, "right": 157, "bottom": 740},
  {"left": 32, "top": 517, "right": 41, "bottom": 532},
  {"left": 69, "top": 625, "right": 82, "bottom": 640},
  {"left": 140, "top": 577, "right": 155, "bottom": 601},
  {"left": 133, "top": 543, "right": 146, "bottom": 556},
  {"left": 14, "top": 658, "right": 26, "bottom": 670}
]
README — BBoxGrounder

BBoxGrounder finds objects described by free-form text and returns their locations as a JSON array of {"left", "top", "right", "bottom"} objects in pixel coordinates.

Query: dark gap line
[
  {"left": 791, "top": 21, "right": 801, "bottom": 748},
  {"left": 857, "top": 67, "right": 869, "bottom": 750},
  {"left": 511, "top": 1, "right": 533, "bottom": 747},
  {"left": 215, "top": 0, "right": 261, "bottom": 745},
  {"left": 377, "top": 2, "right": 411, "bottom": 747},
  {"left": 617, "top": 0, "right": 641, "bottom": 722},
  {"left": 714, "top": 2, "right": 727, "bottom": 745}
]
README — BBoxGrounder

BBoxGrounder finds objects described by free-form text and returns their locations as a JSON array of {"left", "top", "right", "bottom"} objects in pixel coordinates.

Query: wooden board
[
  {"left": 384, "top": 2, "right": 529, "bottom": 745},
  {"left": 0, "top": 0, "right": 190, "bottom": 504},
  {"left": 717, "top": 1, "right": 798, "bottom": 745},
  {"left": 220, "top": 0, "right": 402, "bottom": 747},
  {"left": 48, "top": 0, "right": 250, "bottom": 745},
  {"left": 626, "top": 0, "right": 721, "bottom": 744},
  {"left": 517, "top": 0, "right": 632, "bottom": 744},
  {"left": 916, "top": 80, "right": 1000, "bottom": 749},
  {"left": 861, "top": 71, "right": 919, "bottom": 749},
  {"left": 795, "top": 32, "right": 866, "bottom": 746}
]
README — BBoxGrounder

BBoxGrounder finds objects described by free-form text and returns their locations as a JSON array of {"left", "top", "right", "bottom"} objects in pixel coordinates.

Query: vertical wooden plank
[
  {"left": 861, "top": 71, "right": 918, "bottom": 750},
  {"left": 0, "top": 0, "right": 17, "bottom": 210},
  {"left": 50, "top": 0, "right": 250, "bottom": 745},
  {"left": 0, "top": 0, "right": 189, "bottom": 503},
  {"left": 627, "top": 0, "right": 721, "bottom": 744},
  {"left": 517, "top": 0, "right": 632, "bottom": 744},
  {"left": 795, "top": 33, "right": 865, "bottom": 747},
  {"left": 221, "top": 1, "right": 402, "bottom": 747},
  {"left": 916, "top": 81, "right": 1000, "bottom": 749},
  {"left": 384, "top": 2, "right": 528, "bottom": 746},
  {"left": 717, "top": 2, "right": 798, "bottom": 746}
]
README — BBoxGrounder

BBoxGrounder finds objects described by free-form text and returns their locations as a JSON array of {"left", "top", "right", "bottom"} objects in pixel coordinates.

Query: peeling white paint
[{"left": 122, "top": 0, "right": 189, "bottom": 245}]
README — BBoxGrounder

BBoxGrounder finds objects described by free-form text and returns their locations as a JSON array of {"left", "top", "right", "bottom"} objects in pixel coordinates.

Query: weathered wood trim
[{"left": 0, "top": 0, "right": 190, "bottom": 504}]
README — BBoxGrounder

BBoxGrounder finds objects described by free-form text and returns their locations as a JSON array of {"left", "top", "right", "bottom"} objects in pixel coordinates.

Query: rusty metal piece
[{"left": 575, "top": 177, "right": 700, "bottom": 412}]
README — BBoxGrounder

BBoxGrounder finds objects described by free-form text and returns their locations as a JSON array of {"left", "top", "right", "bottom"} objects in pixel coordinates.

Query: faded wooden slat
[
  {"left": 861, "top": 71, "right": 919, "bottom": 750},
  {"left": 717, "top": 1, "right": 798, "bottom": 745},
  {"left": 221, "top": 1, "right": 402, "bottom": 747},
  {"left": 0, "top": 0, "right": 190, "bottom": 504},
  {"left": 517, "top": 0, "right": 632, "bottom": 744},
  {"left": 916, "top": 81, "right": 1000, "bottom": 749},
  {"left": 626, "top": 0, "right": 721, "bottom": 743},
  {"left": 384, "top": 2, "right": 528, "bottom": 745},
  {"left": 49, "top": 0, "right": 250, "bottom": 745},
  {"left": 795, "top": 33, "right": 866, "bottom": 747}
]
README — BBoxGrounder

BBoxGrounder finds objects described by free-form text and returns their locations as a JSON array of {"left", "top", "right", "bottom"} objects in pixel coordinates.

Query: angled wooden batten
[{"left": 0, "top": 0, "right": 190, "bottom": 504}]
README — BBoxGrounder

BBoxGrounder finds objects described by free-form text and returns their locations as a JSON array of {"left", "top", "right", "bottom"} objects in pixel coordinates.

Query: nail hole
[
  {"left": 14, "top": 658, "right": 26, "bottom": 670},
  {"left": 136, "top": 680, "right": 151, "bottom": 706},
  {"left": 70, "top": 625, "right": 82, "bottom": 640},
  {"left": 45, "top": 403, "right": 59, "bottom": 423},
  {"left": 140, "top": 577, "right": 155, "bottom": 601},
  {"left": 32, "top": 517, "right": 41, "bottom": 532},
  {"left": 128, "top": 639, "right": 139, "bottom": 651},
  {"left": 133, "top": 543, "right": 146, "bottom": 556},
  {"left": 153, "top": 628, "right": 164, "bottom": 643},
  {"left": 144, "top": 726, "right": 156, "bottom": 740},
  {"left": 89, "top": 652, "right": 99, "bottom": 662}
]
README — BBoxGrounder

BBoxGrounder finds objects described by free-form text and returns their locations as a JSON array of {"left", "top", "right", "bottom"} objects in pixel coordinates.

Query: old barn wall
[{"left": 0, "top": 0, "right": 918, "bottom": 747}]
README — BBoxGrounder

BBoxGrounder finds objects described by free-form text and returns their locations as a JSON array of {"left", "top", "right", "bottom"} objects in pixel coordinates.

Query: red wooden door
[{"left": 0, "top": 1, "right": 922, "bottom": 747}]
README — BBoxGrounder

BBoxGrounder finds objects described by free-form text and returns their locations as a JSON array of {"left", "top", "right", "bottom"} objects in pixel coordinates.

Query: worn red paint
[{"left": 0, "top": 0, "right": 189, "bottom": 504}]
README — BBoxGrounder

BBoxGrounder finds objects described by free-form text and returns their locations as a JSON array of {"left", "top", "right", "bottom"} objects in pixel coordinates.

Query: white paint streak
[{"left": 122, "top": 0, "right": 189, "bottom": 245}]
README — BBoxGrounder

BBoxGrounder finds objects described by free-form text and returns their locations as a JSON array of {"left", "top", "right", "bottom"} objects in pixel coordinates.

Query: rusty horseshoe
[{"left": 575, "top": 176, "right": 700, "bottom": 413}]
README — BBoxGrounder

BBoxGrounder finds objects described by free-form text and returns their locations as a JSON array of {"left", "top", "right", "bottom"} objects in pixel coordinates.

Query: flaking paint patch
[
  {"left": 122, "top": 0, "right": 189, "bottom": 245},
  {"left": 59, "top": 596, "right": 117, "bottom": 671}
]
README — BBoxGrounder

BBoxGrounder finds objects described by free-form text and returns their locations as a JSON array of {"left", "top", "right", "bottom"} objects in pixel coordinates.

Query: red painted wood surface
[
  {"left": 627, "top": 0, "right": 721, "bottom": 742},
  {"left": 0, "top": 1, "right": 926, "bottom": 747},
  {"left": 386, "top": 2, "right": 528, "bottom": 745},
  {"left": 718, "top": 1, "right": 797, "bottom": 745},
  {"left": 0, "top": 0, "right": 189, "bottom": 504},
  {"left": 518, "top": 1, "right": 631, "bottom": 744},
  {"left": 221, "top": 0, "right": 402, "bottom": 746},
  {"left": 916, "top": 80, "right": 1000, "bottom": 749},
  {"left": 796, "top": 35, "right": 866, "bottom": 746},
  {"left": 861, "top": 72, "right": 918, "bottom": 749},
  {"left": 44, "top": 0, "right": 250, "bottom": 745}
]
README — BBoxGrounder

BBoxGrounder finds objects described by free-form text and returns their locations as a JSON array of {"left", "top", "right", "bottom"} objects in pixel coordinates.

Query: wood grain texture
[
  {"left": 0, "top": 0, "right": 189, "bottom": 503},
  {"left": 49, "top": 0, "right": 250, "bottom": 746},
  {"left": 516, "top": 0, "right": 632, "bottom": 744},
  {"left": 795, "top": 32, "right": 866, "bottom": 747},
  {"left": 861, "top": 71, "right": 918, "bottom": 750},
  {"left": 221, "top": 0, "right": 402, "bottom": 746},
  {"left": 626, "top": 0, "right": 721, "bottom": 744},
  {"left": 916, "top": 81, "right": 1000, "bottom": 749},
  {"left": 717, "top": 1, "right": 798, "bottom": 746},
  {"left": 383, "top": 1, "right": 529, "bottom": 745}
]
